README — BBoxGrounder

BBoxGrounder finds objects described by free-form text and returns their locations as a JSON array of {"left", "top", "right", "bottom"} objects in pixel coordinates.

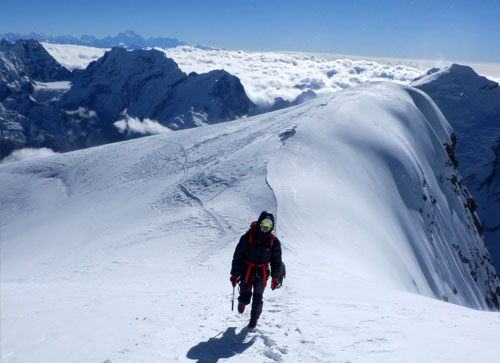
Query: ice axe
[{"left": 231, "top": 285, "right": 235, "bottom": 311}]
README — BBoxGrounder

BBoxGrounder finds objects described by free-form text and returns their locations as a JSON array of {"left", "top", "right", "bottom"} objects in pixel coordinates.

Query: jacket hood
[{"left": 257, "top": 211, "right": 275, "bottom": 232}]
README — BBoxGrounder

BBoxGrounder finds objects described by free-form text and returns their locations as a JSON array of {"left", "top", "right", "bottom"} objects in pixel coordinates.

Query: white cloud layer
[
  {"left": 160, "top": 46, "right": 424, "bottom": 106},
  {"left": 64, "top": 107, "right": 97, "bottom": 118},
  {"left": 114, "top": 111, "right": 171, "bottom": 135},
  {"left": 41, "top": 42, "right": 108, "bottom": 70},
  {"left": 42, "top": 43, "right": 500, "bottom": 107},
  {"left": 1, "top": 148, "right": 58, "bottom": 164}
]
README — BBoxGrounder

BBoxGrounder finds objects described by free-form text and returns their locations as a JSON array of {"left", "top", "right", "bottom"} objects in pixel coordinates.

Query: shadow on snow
[{"left": 186, "top": 326, "right": 256, "bottom": 363}]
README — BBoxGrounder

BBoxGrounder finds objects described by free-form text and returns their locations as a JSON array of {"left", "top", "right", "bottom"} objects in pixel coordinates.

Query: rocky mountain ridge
[
  {"left": 0, "top": 30, "right": 187, "bottom": 49},
  {"left": 412, "top": 64, "right": 500, "bottom": 275},
  {"left": 0, "top": 39, "right": 252, "bottom": 158}
]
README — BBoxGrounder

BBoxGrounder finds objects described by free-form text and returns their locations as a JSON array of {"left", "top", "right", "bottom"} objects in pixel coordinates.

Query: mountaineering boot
[
  {"left": 248, "top": 318, "right": 258, "bottom": 328},
  {"left": 238, "top": 303, "right": 245, "bottom": 314}
]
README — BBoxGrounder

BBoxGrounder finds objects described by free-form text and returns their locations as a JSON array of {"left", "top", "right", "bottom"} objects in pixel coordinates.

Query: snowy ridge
[
  {"left": 269, "top": 83, "right": 499, "bottom": 308},
  {"left": 412, "top": 64, "right": 500, "bottom": 275},
  {"left": 1, "top": 83, "right": 499, "bottom": 362}
]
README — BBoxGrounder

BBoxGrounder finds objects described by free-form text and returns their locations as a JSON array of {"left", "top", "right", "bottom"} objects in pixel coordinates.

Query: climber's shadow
[{"left": 186, "top": 327, "right": 256, "bottom": 363}]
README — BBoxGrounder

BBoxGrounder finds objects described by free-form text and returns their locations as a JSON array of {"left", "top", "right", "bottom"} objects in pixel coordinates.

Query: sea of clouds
[
  {"left": 42, "top": 43, "right": 426, "bottom": 107},
  {"left": 160, "top": 46, "right": 424, "bottom": 106},
  {"left": 42, "top": 43, "right": 500, "bottom": 108}
]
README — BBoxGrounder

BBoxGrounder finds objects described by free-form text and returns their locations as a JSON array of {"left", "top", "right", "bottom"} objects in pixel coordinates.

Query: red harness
[{"left": 243, "top": 222, "right": 276, "bottom": 287}]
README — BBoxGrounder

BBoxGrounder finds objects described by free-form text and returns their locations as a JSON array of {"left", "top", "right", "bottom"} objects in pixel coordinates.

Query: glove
[
  {"left": 230, "top": 275, "right": 238, "bottom": 287},
  {"left": 271, "top": 277, "right": 279, "bottom": 290}
]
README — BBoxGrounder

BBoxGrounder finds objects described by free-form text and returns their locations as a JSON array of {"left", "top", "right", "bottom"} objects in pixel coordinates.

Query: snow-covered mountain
[
  {"left": 3, "top": 40, "right": 500, "bottom": 277},
  {"left": 412, "top": 64, "right": 500, "bottom": 275},
  {"left": 62, "top": 47, "right": 252, "bottom": 130},
  {"left": 0, "top": 30, "right": 187, "bottom": 49},
  {"left": 0, "top": 39, "right": 72, "bottom": 157},
  {"left": 1, "top": 82, "right": 499, "bottom": 362},
  {"left": 0, "top": 39, "right": 70, "bottom": 81},
  {"left": 0, "top": 40, "right": 252, "bottom": 159}
]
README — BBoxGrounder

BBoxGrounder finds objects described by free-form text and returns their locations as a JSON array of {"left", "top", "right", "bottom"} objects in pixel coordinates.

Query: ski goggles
[{"left": 260, "top": 219, "right": 273, "bottom": 231}]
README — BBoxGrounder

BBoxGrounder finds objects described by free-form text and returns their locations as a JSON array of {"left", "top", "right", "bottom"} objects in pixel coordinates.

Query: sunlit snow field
[{"left": 2, "top": 79, "right": 500, "bottom": 362}]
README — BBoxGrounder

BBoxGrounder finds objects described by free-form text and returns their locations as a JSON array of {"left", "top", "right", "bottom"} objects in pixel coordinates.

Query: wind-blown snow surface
[{"left": 1, "top": 83, "right": 499, "bottom": 362}]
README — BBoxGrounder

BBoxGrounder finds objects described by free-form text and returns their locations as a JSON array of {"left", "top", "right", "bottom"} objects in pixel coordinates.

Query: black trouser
[{"left": 238, "top": 274, "right": 266, "bottom": 320}]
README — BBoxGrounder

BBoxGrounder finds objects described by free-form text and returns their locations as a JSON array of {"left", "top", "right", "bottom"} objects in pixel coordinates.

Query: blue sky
[{"left": 2, "top": 0, "right": 499, "bottom": 62}]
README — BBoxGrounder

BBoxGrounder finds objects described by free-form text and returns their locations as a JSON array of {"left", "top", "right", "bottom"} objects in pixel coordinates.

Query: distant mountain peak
[
  {"left": 1, "top": 38, "right": 71, "bottom": 82},
  {"left": 122, "top": 29, "right": 139, "bottom": 37},
  {"left": 0, "top": 30, "right": 189, "bottom": 50},
  {"left": 413, "top": 63, "right": 498, "bottom": 89}
]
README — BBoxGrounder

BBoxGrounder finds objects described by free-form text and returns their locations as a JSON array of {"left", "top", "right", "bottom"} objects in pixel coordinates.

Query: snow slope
[
  {"left": 412, "top": 64, "right": 500, "bottom": 275},
  {"left": 1, "top": 83, "right": 499, "bottom": 363}
]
